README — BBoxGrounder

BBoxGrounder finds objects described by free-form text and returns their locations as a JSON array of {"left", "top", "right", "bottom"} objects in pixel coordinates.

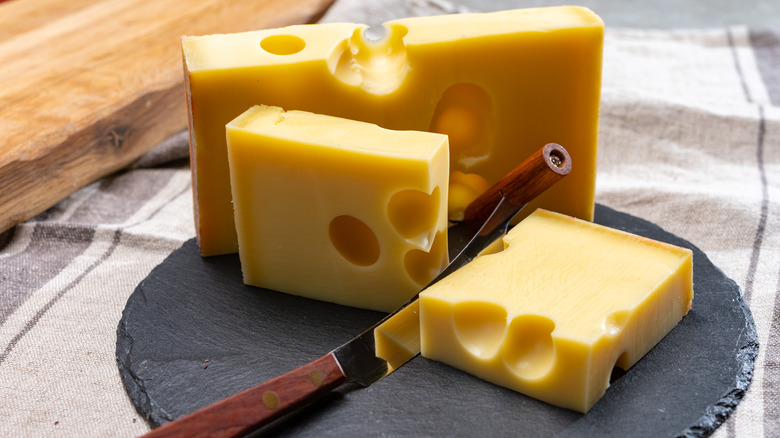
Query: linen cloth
[{"left": 1, "top": 0, "right": 779, "bottom": 436}]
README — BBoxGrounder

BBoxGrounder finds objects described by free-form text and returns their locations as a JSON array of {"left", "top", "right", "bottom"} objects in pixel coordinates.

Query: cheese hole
[
  {"left": 610, "top": 351, "right": 630, "bottom": 383},
  {"left": 329, "top": 24, "right": 409, "bottom": 95},
  {"left": 404, "top": 231, "right": 447, "bottom": 286},
  {"left": 329, "top": 215, "right": 380, "bottom": 266},
  {"left": 431, "top": 106, "right": 483, "bottom": 152},
  {"left": 502, "top": 315, "right": 555, "bottom": 379},
  {"left": 429, "top": 83, "right": 492, "bottom": 157},
  {"left": 616, "top": 350, "right": 631, "bottom": 369},
  {"left": 388, "top": 187, "right": 440, "bottom": 239},
  {"left": 260, "top": 34, "right": 306, "bottom": 56},
  {"left": 603, "top": 310, "right": 630, "bottom": 336},
  {"left": 362, "top": 24, "right": 387, "bottom": 42},
  {"left": 452, "top": 302, "right": 507, "bottom": 359},
  {"left": 447, "top": 171, "right": 490, "bottom": 221}
]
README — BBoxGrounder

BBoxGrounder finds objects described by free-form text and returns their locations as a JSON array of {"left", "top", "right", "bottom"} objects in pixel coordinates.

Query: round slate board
[{"left": 116, "top": 205, "right": 758, "bottom": 437}]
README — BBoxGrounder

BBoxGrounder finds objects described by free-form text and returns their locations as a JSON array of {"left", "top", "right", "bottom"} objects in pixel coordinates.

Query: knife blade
[{"left": 142, "top": 143, "right": 571, "bottom": 438}]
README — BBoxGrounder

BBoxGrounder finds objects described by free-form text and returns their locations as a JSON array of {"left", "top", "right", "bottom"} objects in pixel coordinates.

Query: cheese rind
[
  {"left": 419, "top": 209, "right": 693, "bottom": 412},
  {"left": 226, "top": 105, "right": 449, "bottom": 312},
  {"left": 183, "top": 6, "right": 604, "bottom": 255}
]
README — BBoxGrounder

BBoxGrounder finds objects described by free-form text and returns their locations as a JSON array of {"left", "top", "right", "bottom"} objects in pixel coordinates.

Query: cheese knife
[{"left": 143, "top": 143, "right": 571, "bottom": 438}]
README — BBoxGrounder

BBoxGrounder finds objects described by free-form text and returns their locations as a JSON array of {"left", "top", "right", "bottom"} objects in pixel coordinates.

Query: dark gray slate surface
[{"left": 116, "top": 205, "right": 758, "bottom": 437}]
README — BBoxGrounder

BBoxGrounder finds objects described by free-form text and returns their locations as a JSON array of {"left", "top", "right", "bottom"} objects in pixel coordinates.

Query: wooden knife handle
[
  {"left": 142, "top": 352, "right": 346, "bottom": 438},
  {"left": 463, "top": 143, "right": 571, "bottom": 226}
]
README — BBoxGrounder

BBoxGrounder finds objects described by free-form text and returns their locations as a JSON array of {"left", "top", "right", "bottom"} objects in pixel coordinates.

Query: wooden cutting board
[{"left": 0, "top": 0, "right": 334, "bottom": 234}]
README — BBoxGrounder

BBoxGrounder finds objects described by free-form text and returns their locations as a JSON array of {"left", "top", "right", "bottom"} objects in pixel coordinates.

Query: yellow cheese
[
  {"left": 183, "top": 6, "right": 604, "bottom": 255},
  {"left": 419, "top": 209, "right": 693, "bottom": 413},
  {"left": 226, "top": 105, "right": 449, "bottom": 312}
]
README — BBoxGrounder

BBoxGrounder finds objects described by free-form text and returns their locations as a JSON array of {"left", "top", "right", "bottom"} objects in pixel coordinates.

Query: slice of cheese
[
  {"left": 183, "top": 6, "right": 604, "bottom": 255},
  {"left": 419, "top": 209, "right": 693, "bottom": 413},
  {"left": 226, "top": 105, "right": 449, "bottom": 312}
]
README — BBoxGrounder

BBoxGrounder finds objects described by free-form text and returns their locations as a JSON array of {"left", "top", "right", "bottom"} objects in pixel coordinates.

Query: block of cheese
[
  {"left": 419, "top": 209, "right": 694, "bottom": 413},
  {"left": 183, "top": 6, "right": 604, "bottom": 255},
  {"left": 226, "top": 105, "right": 449, "bottom": 312}
]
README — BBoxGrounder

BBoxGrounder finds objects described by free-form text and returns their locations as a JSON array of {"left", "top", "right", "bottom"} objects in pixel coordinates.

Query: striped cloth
[{"left": 1, "top": 1, "right": 779, "bottom": 436}]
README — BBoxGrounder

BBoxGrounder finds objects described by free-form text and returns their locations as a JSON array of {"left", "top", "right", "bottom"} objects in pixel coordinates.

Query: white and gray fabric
[{"left": 1, "top": 1, "right": 779, "bottom": 436}]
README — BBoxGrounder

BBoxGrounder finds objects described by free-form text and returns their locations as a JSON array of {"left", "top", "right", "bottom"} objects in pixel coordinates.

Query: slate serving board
[{"left": 116, "top": 204, "right": 758, "bottom": 437}]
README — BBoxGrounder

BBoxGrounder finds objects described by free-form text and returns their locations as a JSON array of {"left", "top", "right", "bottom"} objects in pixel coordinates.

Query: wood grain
[{"left": 0, "top": 0, "right": 335, "bottom": 234}]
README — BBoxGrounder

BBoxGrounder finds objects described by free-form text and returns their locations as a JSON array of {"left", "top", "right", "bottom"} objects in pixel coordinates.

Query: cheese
[
  {"left": 419, "top": 209, "right": 693, "bottom": 413},
  {"left": 183, "top": 6, "right": 604, "bottom": 255},
  {"left": 226, "top": 105, "right": 449, "bottom": 312}
]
